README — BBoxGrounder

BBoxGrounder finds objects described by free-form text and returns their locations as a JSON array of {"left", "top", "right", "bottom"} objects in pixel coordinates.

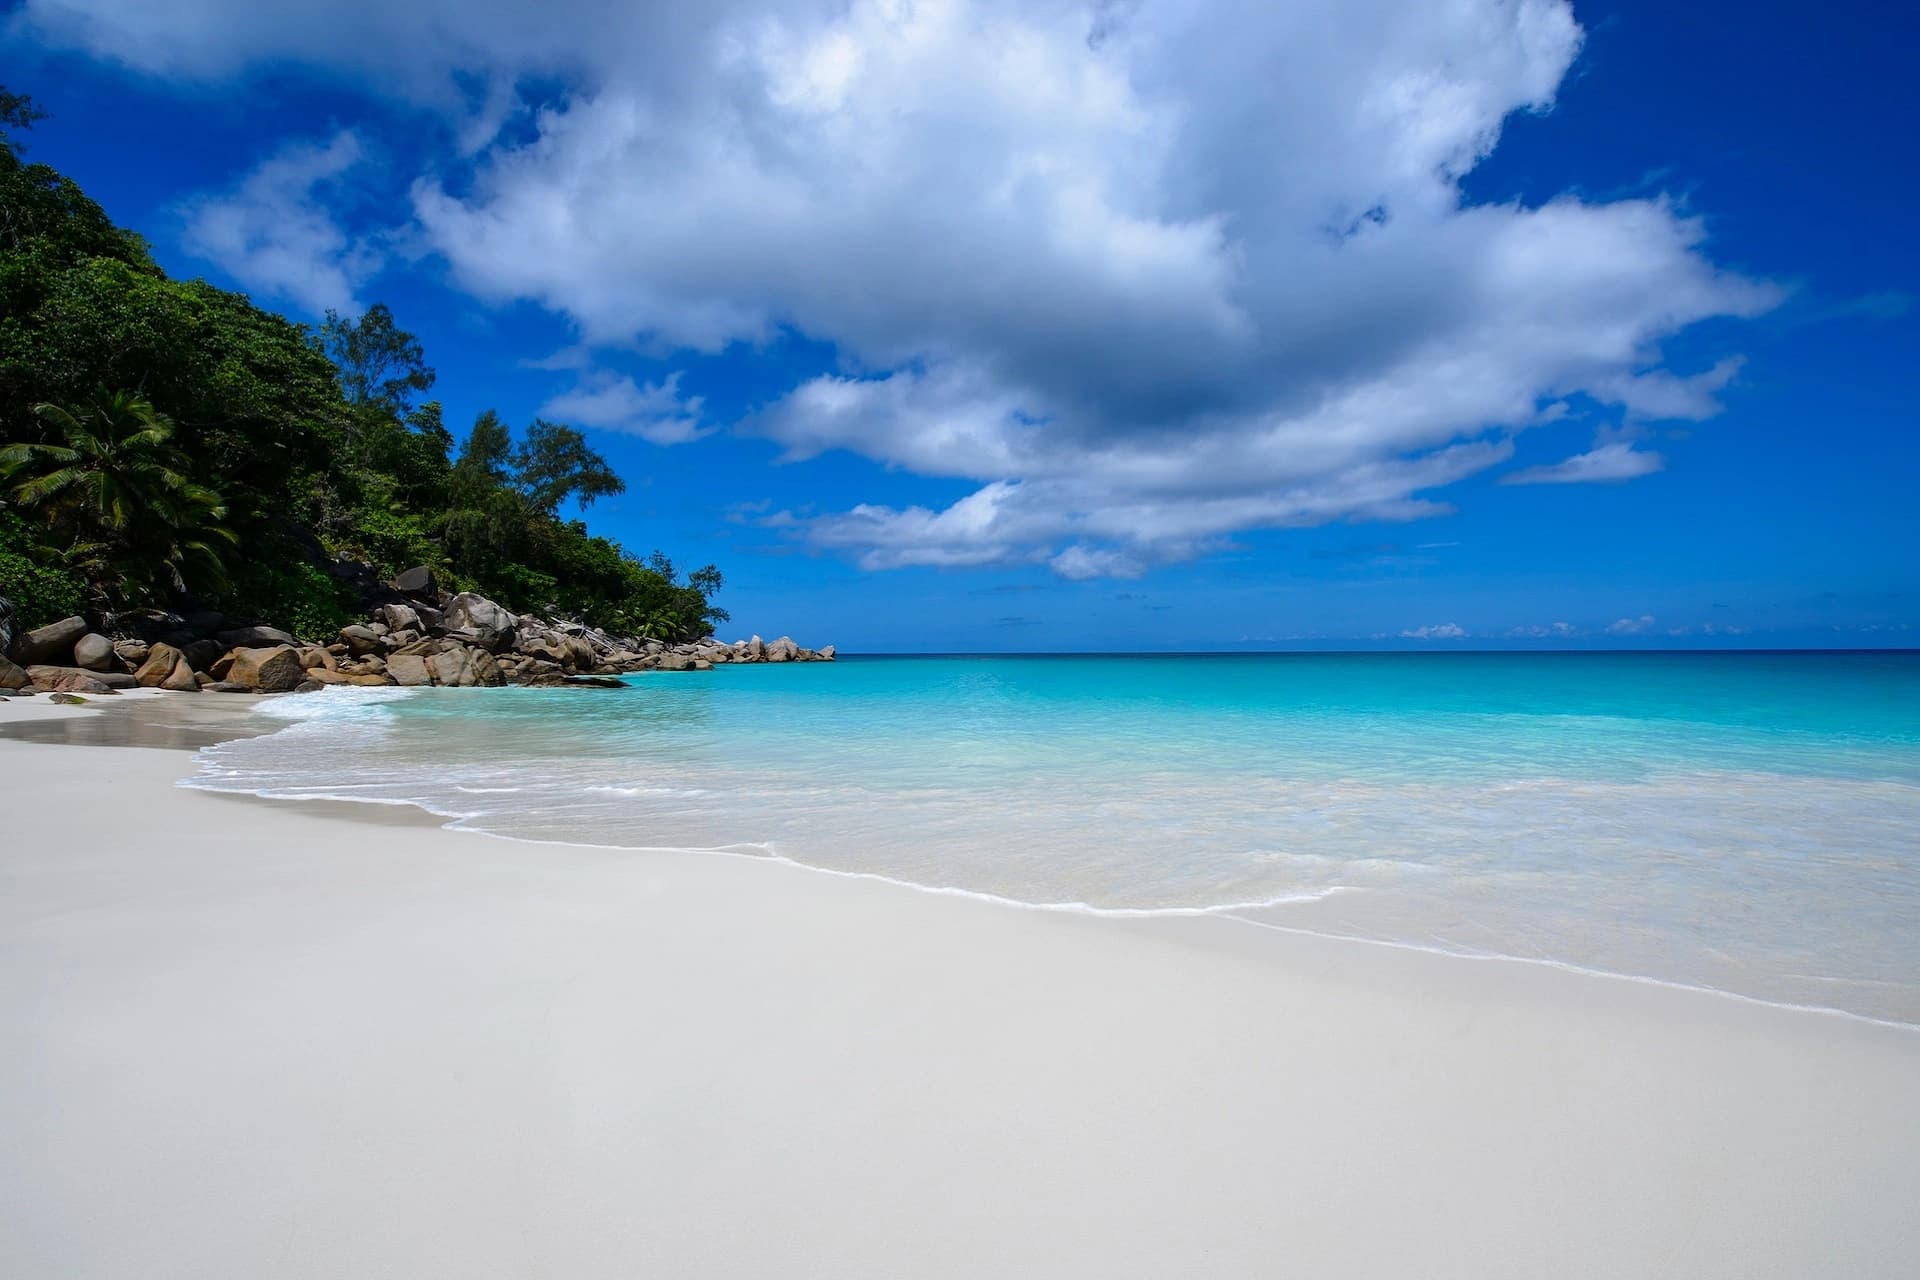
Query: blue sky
[{"left": 3, "top": 0, "right": 1914, "bottom": 651}]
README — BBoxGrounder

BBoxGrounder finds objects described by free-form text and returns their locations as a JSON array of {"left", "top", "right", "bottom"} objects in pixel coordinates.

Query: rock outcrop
[
  {"left": 13, "top": 616, "right": 88, "bottom": 666},
  {"left": 134, "top": 643, "right": 189, "bottom": 688},
  {"left": 225, "top": 646, "right": 307, "bottom": 692},
  {"left": 216, "top": 624, "right": 297, "bottom": 650},
  {"left": 27, "top": 665, "right": 118, "bottom": 695},
  {"left": 378, "top": 602, "right": 421, "bottom": 634},
  {"left": 386, "top": 654, "right": 432, "bottom": 686},
  {"left": 427, "top": 646, "right": 504, "bottom": 688},
  {"left": 442, "top": 592, "right": 517, "bottom": 652},
  {"left": 391, "top": 565, "right": 441, "bottom": 601},
  {"left": 0, "top": 569, "right": 831, "bottom": 700},
  {"left": 73, "top": 632, "right": 115, "bottom": 670}
]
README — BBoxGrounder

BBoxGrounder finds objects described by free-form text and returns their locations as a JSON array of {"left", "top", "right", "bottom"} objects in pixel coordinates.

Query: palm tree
[{"left": 0, "top": 387, "right": 238, "bottom": 601}]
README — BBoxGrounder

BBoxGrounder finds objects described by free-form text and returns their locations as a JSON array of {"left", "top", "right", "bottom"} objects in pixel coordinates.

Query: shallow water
[{"left": 185, "top": 652, "right": 1920, "bottom": 1024}]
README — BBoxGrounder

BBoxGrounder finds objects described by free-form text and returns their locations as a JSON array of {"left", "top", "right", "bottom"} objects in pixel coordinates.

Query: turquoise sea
[{"left": 189, "top": 653, "right": 1920, "bottom": 1024}]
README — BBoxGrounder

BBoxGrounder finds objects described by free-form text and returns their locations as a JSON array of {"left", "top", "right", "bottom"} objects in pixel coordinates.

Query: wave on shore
[{"left": 182, "top": 656, "right": 1920, "bottom": 1025}]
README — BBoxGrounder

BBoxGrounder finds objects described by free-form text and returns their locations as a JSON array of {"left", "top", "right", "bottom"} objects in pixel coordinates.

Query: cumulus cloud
[
  {"left": 1501, "top": 439, "right": 1666, "bottom": 486},
  {"left": 1402, "top": 623, "right": 1467, "bottom": 640},
  {"left": 1606, "top": 614, "right": 1657, "bottom": 635},
  {"left": 24, "top": 0, "right": 1782, "bottom": 576},
  {"left": 540, "top": 371, "right": 710, "bottom": 446},
  {"left": 178, "top": 131, "right": 378, "bottom": 315},
  {"left": 1510, "top": 621, "right": 1580, "bottom": 637}
]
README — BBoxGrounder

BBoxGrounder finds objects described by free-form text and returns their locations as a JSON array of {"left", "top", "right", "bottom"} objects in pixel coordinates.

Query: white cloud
[
  {"left": 24, "top": 0, "right": 1782, "bottom": 576},
  {"left": 1501, "top": 439, "right": 1666, "bottom": 486},
  {"left": 1606, "top": 614, "right": 1656, "bottom": 635},
  {"left": 177, "top": 131, "right": 378, "bottom": 316},
  {"left": 539, "top": 371, "right": 710, "bottom": 446},
  {"left": 1510, "top": 621, "right": 1580, "bottom": 637},
  {"left": 1402, "top": 623, "right": 1467, "bottom": 640}
]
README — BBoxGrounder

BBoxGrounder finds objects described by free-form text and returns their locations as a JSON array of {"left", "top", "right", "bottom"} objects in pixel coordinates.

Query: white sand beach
[{"left": 3, "top": 693, "right": 1918, "bottom": 1279}]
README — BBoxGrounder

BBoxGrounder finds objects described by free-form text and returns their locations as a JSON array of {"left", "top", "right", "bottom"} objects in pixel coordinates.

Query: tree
[
  {"left": 0, "top": 123, "right": 729, "bottom": 638},
  {"left": 0, "top": 85, "right": 47, "bottom": 155},
  {"left": 450, "top": 410, "right": 513, "bottom": 499},
  {"left": 440, "top": 410, "right": 522, "bottom": 579},
  {"left": 0, "top": 387, "right": 237, "bottom": 601},
  {"left": 319, "top": 303, "right": 435, "bottom": 415},
  {"left": 513, "top": 418, "right": 624, "bottom": 516}
]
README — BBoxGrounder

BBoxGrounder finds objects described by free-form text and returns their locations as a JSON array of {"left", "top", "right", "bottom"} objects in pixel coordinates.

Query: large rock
[
  {"left": 442, "top": 592, "right": 517, "bottom": 651},
  {"left": 13, "top": 616, "right": 87, "bottom": 665},
  {"left": 182, "top": 639, "right": 224, "bottom": 672},
  {"left": 0, "top": 595, "right": 15, "bottom": 658},
  {"left": 113, "top": 638, "right": 151, "bottom": 667},
  {"left": 338, "top": 624, "right": 383, "bottom": 656},
  {"left": 764, "top": 636, "right": 800, "bottom": 663},
  {"left": 158, "top": 658, "right": 199, "bottom": 692},
  {"left": 390, "top": 636, "right": 456, "bottom": 658},
  {"left": 428, "top": 646, "right": 505, "bottom": 688},
  {"left": 73, "top": 632, "right": 114, "bottom": 671},
  {"left": 391, "top": 565, "right": 441, "bottom": 602},
  {"left": 656, "top": 652, "right": 694, "bottom": 672},
  {"left": 226, "top": 645, "right": 306, "bottom": 692},
  {"left": 0, "top": 654, "right": 28, "bottom": 691},
  {"left": 378, "top": 602, "right": 421, "bottom": 633},
  {"left": 386, "top": 653, "right": 433, "bottom": 686},
  {"left": 520, "top": 638, "right": 571, "bottom": 667},
  {"left": 217, "top": 624, "right": 297, "bottom": 649},
  {"left": 27, "top": 665, "right": 117, "bottom": 695},
  {"left": 297, "top": 645, "right": 338, "bottom": 671},
  {"left": 347, "top": 673, "right": 395, "bottom": 686},
  {"left": 134, "top": 642, "right": 187, "bottom": 687},
  {"left": 302, "top": 667, "right": 351, "bottom": 685},
  {"left": 818, "top": 645, "right": 836, "bottom": 661}
]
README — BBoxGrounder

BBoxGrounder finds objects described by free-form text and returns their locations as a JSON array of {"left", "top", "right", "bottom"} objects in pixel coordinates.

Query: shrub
[
  {"left": 0, "top": 508, "right": 86, "bottom": 627},
  {"left": 220, "top": 557, "right": 354, "bottom": 642}
]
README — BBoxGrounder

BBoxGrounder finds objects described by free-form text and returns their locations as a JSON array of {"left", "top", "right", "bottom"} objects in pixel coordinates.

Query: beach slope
[{"left": 2, "top": 711, "right": 1916, "bottom": 1278}]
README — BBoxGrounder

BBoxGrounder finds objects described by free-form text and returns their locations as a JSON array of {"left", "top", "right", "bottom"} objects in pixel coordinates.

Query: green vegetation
[
  {"left": 0, "top": 86, "right": 726, "bottom": 642},
  {"left": 0, "top": 509, "right": 86, "bottom": 629}
]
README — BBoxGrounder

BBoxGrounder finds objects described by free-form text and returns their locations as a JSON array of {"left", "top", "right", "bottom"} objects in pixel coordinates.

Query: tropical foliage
[
  {"left": 1, "top": 388, "right": 238, "bottom": 604},
  {"left": 0, "top": 85, "right": 725, "bottom": 641}
]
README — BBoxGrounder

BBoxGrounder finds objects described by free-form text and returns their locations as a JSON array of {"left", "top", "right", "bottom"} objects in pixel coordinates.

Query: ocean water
[{"left": 186, "top": 653, "right": 1920, "bottom": 1024}]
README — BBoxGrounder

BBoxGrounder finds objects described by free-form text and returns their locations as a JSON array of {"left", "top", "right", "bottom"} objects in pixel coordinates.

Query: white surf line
[
  {"left": 1215, "top": 910, "right": 1920, "bottom": 1035},
  {"left": 173, "top": 710, "right": 1920, "bottom": 1034}
]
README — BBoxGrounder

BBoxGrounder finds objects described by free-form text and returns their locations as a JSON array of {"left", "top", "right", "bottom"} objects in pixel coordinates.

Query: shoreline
[
  {"left": 10, "top": 688, "right": 1918, "bottom": 1035},
  {"left": 5, "top": 693, "right": 1920, "bottom": 1276}
]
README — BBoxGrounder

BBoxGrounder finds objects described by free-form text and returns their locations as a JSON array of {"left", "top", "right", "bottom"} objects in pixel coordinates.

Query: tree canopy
[{"left": 0, "top": 82, "right": 725, "bottom": 640}]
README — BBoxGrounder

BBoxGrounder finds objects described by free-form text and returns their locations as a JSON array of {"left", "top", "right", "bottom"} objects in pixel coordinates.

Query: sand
[{"left": 3, "top": 691, "right": 1917, "bottom": 1278}]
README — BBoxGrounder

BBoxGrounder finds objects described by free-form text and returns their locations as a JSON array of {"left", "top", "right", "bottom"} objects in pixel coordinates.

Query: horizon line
[{"left": 818, "top": 647, "right": 1920, "bottom": 658}]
